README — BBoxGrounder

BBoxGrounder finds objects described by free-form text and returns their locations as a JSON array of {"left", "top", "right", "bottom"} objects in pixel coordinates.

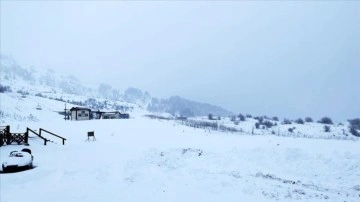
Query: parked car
[{"left": 2, "top": 148, "right": 34, "bottom": 172}]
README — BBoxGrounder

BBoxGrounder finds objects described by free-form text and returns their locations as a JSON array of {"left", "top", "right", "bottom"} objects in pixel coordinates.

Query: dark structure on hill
[{"left": 67, "top": 107, "right": 129, "bottom": 121}]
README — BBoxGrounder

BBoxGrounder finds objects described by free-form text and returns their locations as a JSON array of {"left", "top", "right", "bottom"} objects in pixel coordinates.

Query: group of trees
[
  {"left": 349, "top": 118, "right": 360, "bottom": 137},
  {"left": 253, "top": 116, "right": 276, "bottom": 129},
  {"left": 230, "top": 113, "right": 246, "bottom": 122},
  {"left": 229, "top": 113, "right": 360, "bottom": 136},
  {"left": 98, "top": 83, "right": 122, "bottom": 100},
  {"left": 0, "top": 84, "right": 11, "bottom": 93},
  {"left": 149, "top": 96, "right": 231, "bottom": 118},
  {"left": 83, "top": 98, "right": 132, "bottom": 112},
  {"left": 208, "top": 113, "right": 221, "bottom": 120},
  {"left": 318, "top": 117, "right": 333, "bottom": 125}
]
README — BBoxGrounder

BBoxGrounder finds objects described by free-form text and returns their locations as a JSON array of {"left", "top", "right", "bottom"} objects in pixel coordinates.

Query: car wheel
[{"left": 2, "top": 165, "right": 7, "bottom": 173}]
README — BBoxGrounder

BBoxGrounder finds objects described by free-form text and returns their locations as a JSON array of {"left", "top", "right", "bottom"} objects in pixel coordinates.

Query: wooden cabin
[{"left": 69, "top": 107, "right": 91, "bottom": 121}]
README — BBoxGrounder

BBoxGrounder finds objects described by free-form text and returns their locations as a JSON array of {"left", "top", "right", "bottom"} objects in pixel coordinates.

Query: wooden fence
[
  {"left": 0, "top": 125, "right": 66, "bottom": 146},
  {"left": 0, "top": 125, "right": 28, "bottom": 146}
]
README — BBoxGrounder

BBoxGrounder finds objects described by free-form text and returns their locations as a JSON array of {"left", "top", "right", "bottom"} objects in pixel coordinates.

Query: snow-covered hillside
[
  {"left": 0, "top": 54, "right": 94, "bottom": 96},
  {"left": 0, "top": 55, "right": 232, "bottom": 117},
  {"left": 1, "top": 89, "right": 360, "bottom": 202},
  {"left": 1, "top": 56, "right": 359, "bottom": 202},
  {"left": 185, "top": 116, "right": 355, "bottom": 141}
]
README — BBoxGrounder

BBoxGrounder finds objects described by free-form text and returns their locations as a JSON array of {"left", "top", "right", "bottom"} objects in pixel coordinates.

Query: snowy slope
[
  {"left": 1, "top": 55, "right": 231, "bottom": 117},
  {"left": 1, "top": 92, "right": 360, "bottom": 202},
  {"left": 188, "top": 116, "right": 355, "bottom": 140}
]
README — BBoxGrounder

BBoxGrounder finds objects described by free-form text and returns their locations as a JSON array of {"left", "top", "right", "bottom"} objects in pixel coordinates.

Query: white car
[{"left": 2, "top": 148, "right": 34, "bottom": 172}]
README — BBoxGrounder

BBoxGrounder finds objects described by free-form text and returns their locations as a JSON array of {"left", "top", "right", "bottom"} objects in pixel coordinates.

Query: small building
[
  {"left": 119, "top": 113, "right": 130, "bottom": 119},
  {"left": 70, "top": 107, "right": 91, "bottom": 121},
  {"left": 97, "top": 111, "right": 130, "bottom": 119},
  {"left": 92, "top": 110, "right": 102, "bottom": 119},
  {"left": 102, "top": 111, "right": 120, "bottom": 119}
]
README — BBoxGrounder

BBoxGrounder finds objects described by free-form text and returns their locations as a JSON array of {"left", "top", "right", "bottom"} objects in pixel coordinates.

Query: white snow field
[{"left": 1, "top": 93, "right": 360, "bottom": 202}]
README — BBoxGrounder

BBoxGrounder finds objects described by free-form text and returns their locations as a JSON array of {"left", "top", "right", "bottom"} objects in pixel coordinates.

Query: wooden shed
[{"left": 69, "top": 107, "right": 91, "bottom": 121}]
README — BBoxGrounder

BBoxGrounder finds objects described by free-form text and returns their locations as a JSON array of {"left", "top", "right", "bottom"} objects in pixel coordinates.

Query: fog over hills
[
  {"left": 1, "top": 2, "right": 360, "bottom": 202},
  {"left": 2, "top": 1, "right": 359, "bottom": 121},
  {"left": 0, "top": 54, "right": 232, "bottom": 117}
]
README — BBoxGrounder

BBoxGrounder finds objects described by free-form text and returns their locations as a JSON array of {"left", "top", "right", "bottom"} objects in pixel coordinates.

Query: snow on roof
[{"left": 69, "top": 107, "right": 91, "bottom": 111}]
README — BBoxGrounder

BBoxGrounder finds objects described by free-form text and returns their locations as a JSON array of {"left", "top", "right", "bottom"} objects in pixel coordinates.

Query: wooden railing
[
  {"left": 27, "top": 127, "right": 49, "bottom": 145},
  {"left": 0, "top": 125, "right": 28, "bottom": 146},
  {"left": 0, "top": 125, "right": 66, "bottom": 146},
  {"left": 40, "top": 128, "right": 66, "bottom": 145}
]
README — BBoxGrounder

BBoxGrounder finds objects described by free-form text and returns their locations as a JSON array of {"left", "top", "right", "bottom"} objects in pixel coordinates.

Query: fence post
[
  {"left": 0, "top": 129, "right": 3, "bottom": 147},
  {"left": 5, "top": 125, "right": 11, "bottom": 145},
  {"left": 24, "top": 131, "right": 29, "bottom": 145}
]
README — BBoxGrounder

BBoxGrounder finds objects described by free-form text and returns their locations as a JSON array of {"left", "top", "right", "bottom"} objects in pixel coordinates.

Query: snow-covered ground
[
  {"left": 1, "top": 92, "right": 360, "bottom": 202},
  {"left": 189, "top": 116, "right": 354, "bottom": 141}
]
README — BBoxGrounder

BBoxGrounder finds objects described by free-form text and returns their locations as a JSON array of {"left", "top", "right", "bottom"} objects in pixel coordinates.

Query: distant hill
[
  {"left": 0, "top": 54, "right": 93, "bottom": 95},
  {"left": 147, "top": 96, "right": 232, "bottom": 117},
  {"left": 0, "top": 54, "right": 233, "bottom": 117}
]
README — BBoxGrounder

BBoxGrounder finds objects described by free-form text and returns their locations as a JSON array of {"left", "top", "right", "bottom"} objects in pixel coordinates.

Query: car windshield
[{"left": 10, "top": 153, "right": 23, "bottom": 157}]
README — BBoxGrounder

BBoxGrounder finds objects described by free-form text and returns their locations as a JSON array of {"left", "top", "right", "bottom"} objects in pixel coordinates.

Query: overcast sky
[{"left": 1, "top": 1, "right": 359, "bottom": 121}]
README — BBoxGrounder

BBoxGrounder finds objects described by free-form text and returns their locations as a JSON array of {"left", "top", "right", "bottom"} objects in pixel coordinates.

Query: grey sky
[{"left": 1, "top": 1, "right": 359, "bottom": 121}]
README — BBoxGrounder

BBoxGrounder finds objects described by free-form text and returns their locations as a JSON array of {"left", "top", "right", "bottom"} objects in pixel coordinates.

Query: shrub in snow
[
  {"left": 0, "top": 84, "right": 11, "bottom": 93},
  {"left": 54, "top": 97, "right": 65, "bottom": 102},
  {"left": 272, "top": 116, "right": 279, "bottom": 121},
  {"left": 208, "top": 113, "right": 213, "bottom": 120},
  {"left": 262, "top": 120, "right": 274, "bottom": 128},
  {"left": 0, "top": 110, "right": 5, "bottom": 118},
  {"left": 349, "top": 128, "right": 359, "bottom": 137},
  {"left": 295, "top": 118, "right": 304, "bottom": 124},
  {"left": 230, "top": 116, "right": 236, "bottom": 122},
  {"left": 348, "top": 118, "right": 360, "bottom": 137},
  {"left": 305, "top": 117, "right": 313, "bottom": 122},
  {"left": 318, "top": 117, "right": 333, "bottom": 125},
  {"left": 353, "top": 185, "right": 360, "bottom": 191},
  {"left": 246, "top": 114, "right": 252, "bottom": 118},
  {"left": 282, "top": 118, "right": 292, "bottom": 125},
  {"left": 35, "top": 93, "right": 44, "bottom": 97},
  {"left": 238, "top": 114, "right": 246, "bottom": 121},
  {"left": 255, "top": 122, "right": 260, "bottom": 129},
  {"left": 324, "top": 125, "right": 331, "bottom": 132},
  {"left": 254, "top": 116, "right": 264, "bottom": 124},
  {"left": 288, "top": 127, "right": 296, "bottom": 133},
  {"left": 348, "top": 118, "right": 360, "bottom": 129},
  {"left": 16, "top": 89, "right": 29, "bottom": 95},
  {"left": 218, "top": 125, "right": 238, "bottom": 132}
]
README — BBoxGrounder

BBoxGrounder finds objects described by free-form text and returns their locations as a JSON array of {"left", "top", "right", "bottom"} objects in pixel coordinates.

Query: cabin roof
[{"left": 69, "top": 107, "right": 91, "bottom": 111}]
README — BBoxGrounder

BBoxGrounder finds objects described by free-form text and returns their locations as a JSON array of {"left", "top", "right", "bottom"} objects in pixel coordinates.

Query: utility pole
[{"left": 64, "top": 103, "right": 68, "bottom": 120}]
